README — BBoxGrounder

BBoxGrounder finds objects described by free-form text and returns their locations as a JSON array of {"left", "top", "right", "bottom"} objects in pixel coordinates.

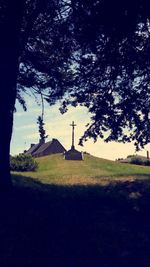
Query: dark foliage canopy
[
  {"left": 2, "top": 0, "right": 150, "bottom": 150},
  {"left": 59, "top": 0, "right": 150, "bottom": 150}
]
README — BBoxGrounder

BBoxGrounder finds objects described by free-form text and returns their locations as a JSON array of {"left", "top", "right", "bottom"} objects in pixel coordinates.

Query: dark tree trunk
[
  {"left": 0, "top": 97, "right": 15, "bottom": 189},
  {"left": 0, "top": 62, "right": 18, "bottom": 189},
  {"left": 0, "top": 1, "right": 24, "bottom": 189}
]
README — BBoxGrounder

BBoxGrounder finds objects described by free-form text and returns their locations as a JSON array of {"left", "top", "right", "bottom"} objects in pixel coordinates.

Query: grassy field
[
  {"left": 13, "top": 153, "right": 150, "bottom": 186},
  {"left": 1, "top": 154, "right": 150, "bottom": 267}
]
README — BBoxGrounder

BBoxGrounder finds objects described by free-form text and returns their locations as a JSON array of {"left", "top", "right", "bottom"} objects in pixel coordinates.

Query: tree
[
  {"left": 0, "top": 0, "right": 73, "bottom": 188},
  {"left": 0, "top": 0, "right": 150, "bottom": 188},
  {"left": 0, "top": 1, "right": 25, "bottom": 188},
  {"left": 60, "top": 0, "right": 150, "bottom": 150},
  {"left": 37, "top": 116, "right": 48, "bottom": 143}
]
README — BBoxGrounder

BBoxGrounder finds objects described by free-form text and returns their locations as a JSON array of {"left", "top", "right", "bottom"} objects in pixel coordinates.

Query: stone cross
[{"left": 70, "top": 121, "right": 76, "bottom": 149}]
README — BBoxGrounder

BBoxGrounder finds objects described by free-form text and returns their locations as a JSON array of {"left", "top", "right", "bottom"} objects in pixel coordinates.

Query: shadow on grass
[{"left": 0, "top": 174, "right": 150, "bottom": 267}]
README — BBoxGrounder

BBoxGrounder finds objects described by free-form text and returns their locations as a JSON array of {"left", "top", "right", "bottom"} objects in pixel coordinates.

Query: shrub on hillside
[
  {"left": 130, "top": 157, "right": 150, "bottom": 166},
  {"left": 144, "top": 160, "right": 150, "bottom": 166},
  {"left": 10, "top": 154, "right": 38, "bottom": 172},
  {"left": 130, "top": 157, "right": 143, "bottom": 165}
]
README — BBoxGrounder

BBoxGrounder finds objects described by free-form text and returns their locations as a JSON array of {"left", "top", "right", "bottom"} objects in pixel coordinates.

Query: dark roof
[
  {"left": 26, "top": 143, "right": 41, "bottom": 155},
  {"left": 25, "top": 138, "right": 66, "bottom": 157},
  {"left": 32, "top": 141, "right": 53, "bottom": 156}
]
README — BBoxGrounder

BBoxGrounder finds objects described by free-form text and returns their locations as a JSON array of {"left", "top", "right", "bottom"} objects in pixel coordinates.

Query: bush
[
  {"left": 10, "top": 154, "right": 38, "bottom": 172},
  {"left": 144, "top": 160, "right": 150, "bottom": 166},
  {"left": 130, "top": 157, "right": 143, "bottom": 165},
  {"left": 130, "top": 156, "right": 150, "bottom": 166}
]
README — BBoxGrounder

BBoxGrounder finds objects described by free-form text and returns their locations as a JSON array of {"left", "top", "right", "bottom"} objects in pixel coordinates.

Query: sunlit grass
[{"left": 12, "top": 154, "right": 150, "bottom": 186}]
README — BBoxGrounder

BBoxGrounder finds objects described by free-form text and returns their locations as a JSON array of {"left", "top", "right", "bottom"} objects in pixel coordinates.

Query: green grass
[
  {"left": 7, "top": 154, "right": 150, "bottom": 266},
  {"left": 13, "top": 153, "right": 150, "bottom": 186}
]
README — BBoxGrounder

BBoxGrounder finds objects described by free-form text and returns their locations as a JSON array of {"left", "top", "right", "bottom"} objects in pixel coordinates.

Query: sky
[{"left": 10, "top": 95, "right": 149, "bottom": 161}]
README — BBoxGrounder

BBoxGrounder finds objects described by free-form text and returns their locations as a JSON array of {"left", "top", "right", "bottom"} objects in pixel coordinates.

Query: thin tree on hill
[{"left": 0, "top": 0, "right": 150, "bottom": 188}]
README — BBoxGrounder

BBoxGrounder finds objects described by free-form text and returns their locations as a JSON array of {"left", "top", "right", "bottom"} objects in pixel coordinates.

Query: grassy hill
[
  {"left": 13, "top": 153, "right": 150, "bottom": 186},
  {"left": 6, "top": 154, "right": 150, "bottom": 267}
]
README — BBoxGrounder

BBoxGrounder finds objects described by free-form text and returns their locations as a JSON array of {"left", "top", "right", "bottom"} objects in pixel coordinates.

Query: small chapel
[
  {"left": 25, "top": 138, "right": 66, "bottom": 157},
  {"left": 65, "top": 121, "right": 83, "bottom": 160}
]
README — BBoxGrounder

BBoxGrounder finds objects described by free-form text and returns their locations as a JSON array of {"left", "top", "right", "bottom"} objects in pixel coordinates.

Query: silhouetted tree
[
  {"left": 0, "top": 0, "right": 73, "bottom": 188},
  {"left": 0, "top": 0, "right": 150, "bottom": 188},
  {"left": 60, "top": 0, "right": 150, "bottom": 150},
  {"left": 37, "top": 116, "right": 48, "bottom": 143}
]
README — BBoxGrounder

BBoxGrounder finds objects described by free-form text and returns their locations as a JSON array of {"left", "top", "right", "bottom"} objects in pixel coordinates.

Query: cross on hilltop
[
  {"left": 70, "top": 121, "right": 76, "bottom": 149},
  {"left": 64, "top": 121, "right": 83, "bottom": 160}
]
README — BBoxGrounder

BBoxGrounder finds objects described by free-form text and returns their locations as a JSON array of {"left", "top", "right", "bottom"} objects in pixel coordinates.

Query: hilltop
[{"left": 13, "top": 153, "right": 150, "bottom": 186}]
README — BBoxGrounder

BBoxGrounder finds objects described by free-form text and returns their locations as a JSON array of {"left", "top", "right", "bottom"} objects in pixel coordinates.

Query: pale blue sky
[{"left": 10, "top": 95, "right": 149, "bottom": 160}]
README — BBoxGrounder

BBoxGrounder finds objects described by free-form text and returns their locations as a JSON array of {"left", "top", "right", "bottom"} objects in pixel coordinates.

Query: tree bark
[
  {"left": 0, "top": 103, "right": 15, "bottom": 189},
  {"left": 0, "top": 1, "right": 24, "bottom": 189},
  {"left": 0, "top": 64, "right": 18, "bottom": 189}
]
